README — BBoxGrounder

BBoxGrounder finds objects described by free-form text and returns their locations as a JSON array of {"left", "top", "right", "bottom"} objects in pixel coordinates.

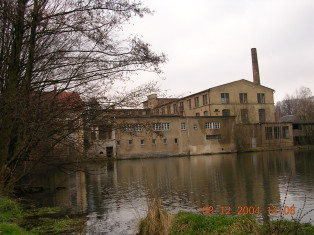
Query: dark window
[
  {"left": 167, "top": 105, "right": 171, "bottom": 114},
  {"left": 194, "top": 97, "right": 199, "bottom": 107},
  {"left": 265, "top": 127, "right": 273, "bottom": 140},
  {"left": 152, "top": 139, "right": 156, "bottom": 144},
  {"left": 257, "top": 93, "right": 265, "bottom": 104},
  {"left": 204, "top": 111, "right": 208, "bottom": 116},
  {"left": 259, "top": 109, "right": 265, "bottom": 123},
  {"left": 174, "top": 138, "right": 178, "bottom": 144},
  {"left": 163, "top": 138, "right": 167, "bottom": 144},
  {"left": 203, "top": 94, "right": 208, "bottom": 105},
  {"left": 188, "top": 99, "right": 192, "bottom": 110},
  {"left": 140, "top": 139, "right": 144, "bottom": 145},
  {"left": 129, "top": 140, "right": 133, "bottom": 145},
  {"left": 274, "top": 126, "right": 280, "bottom": 139},
  {"left": 221, "top": 93, "right": 229, "bottom": 104},
  {"left": 173, "top": 104, "right": 177, "bottom": 113},
  {"left": 116, "top": 140, "right": 120, "bottom": 146},
  {"left": 241, "top": 109, "right": 248, "bottom": 123},
  {"left": 195, "top": 113, "right": 200, "bottom": 116},
  {"left": 222, "top": 109, "right": 230, "bottom": 116},
  {"left": 179, "top": 101, "right": 184, "bottom": 110},
  {"left": 206, "top": 135, "right": 221, "bottom": 140},
  {"left": 239, "top": 93, "right": 247, "bottom": 103},
  {"left": 283, "top": 126, "right": 290, "bottom": 139}
]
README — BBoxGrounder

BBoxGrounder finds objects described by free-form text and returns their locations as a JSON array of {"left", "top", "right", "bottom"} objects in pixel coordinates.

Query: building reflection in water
[{"left": 21, "top": 150, "right": 314, "bottom": 233}]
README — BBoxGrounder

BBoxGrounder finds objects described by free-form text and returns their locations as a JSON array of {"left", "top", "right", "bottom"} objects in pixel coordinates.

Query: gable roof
[{"left": 209, "top": 79, "right": 275, "bottom": 92}]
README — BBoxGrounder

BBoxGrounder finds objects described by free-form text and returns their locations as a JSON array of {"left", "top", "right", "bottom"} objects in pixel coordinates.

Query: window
[
  {"left": 203, "top": 94, "right": 208, "bottom": 105},
  {"left": 274, "top": 126, "right": 280, "bottom": 139},
  {"left": 212, "top": 122, "right": 220, "bottom": 129},
  {"left": 188, "top": 99, "right": 192, "bottom": 110},
  {"left": 193, "top": 124, "right": 198, "bottom": 130},
  {"left": 155, "top": 109, "right": 159, "bottom": 115},
  {"left": 204, "top": 111, "right": 208, "bottom": 116},
  {"left": 206, "top": 135, "right": 221, "bottom": 140},
  {"left": 259, "top": 109, "right": 265, "bottom": 123},
  {"left": 152, "top": 139, "right": 156, "bottom": 144},
  {"left": 194, "top": 97, "right": 199, "bottom": 107},
  {"left": 221, "top": 93, "right": 229, "bottom": 104},
  {"left": 154, "top": 123, "right": 162, "bottom": 131},
  {"left": 195, "top": 113, "right": 200, "bottom": 116},
  {"left": 124, "top": 124, "right": 133, "bottom": 132},
  {"left": 181, "top": 122, "right": 186, "bottom": 130},
  {"left": 163, "top": 138, "right": 167, "bottom": 144},
  {"left": 206, "top": 122, "right": 220, "bottom": 129},
  {"left": 153, "top": 123, "right": 170, "bottom": 131},
  {"left": 222, "top": 109, "right": 230, "bottom": 116},
  {"left": 116, "top": 140, "right": 120, "bottom": 146},
  {"left": 135, "top": 124, "right": 143, "bottom": 132},
  {"left": 162, "top": 123, "right": 170, "bottom": 130},
  {"left": 257, "top": 93, "right": 265, "bottom": 104},
  {"left": 265, "top": 127, "right": 273, "bottom": 140},
  {"left": 174, "top": 138, "right": 178, "bottom": 144},
  {"left": 129, "top": 140, "right": 133, "bottom": 145},
  {"left": 161, "top": 107, "right": 165, "bottom": 115},
  {"left": 206, "top": 122, "right": 212, "bottom": 129},
  {"left": 241, "top": 109, "right": 248, "bottom": 123},
  {"left": 179, "top": 101, "right": 184, "bottom": 110},
  {"left": 173, "top": 104, "right": 177, "bottom": 113},
  {"left": 140, "top": 139, "right": 144, "bottom": 145},
  {"left": 239, "top": 93, "right": 247, "bottom": 103},
  {"left": 167, "top": 105, "right": 171, "bottom": 114},
  {"left": 283, "top": 126, "right": 290, "bottom": 139}
]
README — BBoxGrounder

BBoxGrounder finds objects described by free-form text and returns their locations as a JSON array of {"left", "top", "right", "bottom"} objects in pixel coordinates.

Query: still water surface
[{"left": 23, "top": 150, "right": 314, "bottom": 234}]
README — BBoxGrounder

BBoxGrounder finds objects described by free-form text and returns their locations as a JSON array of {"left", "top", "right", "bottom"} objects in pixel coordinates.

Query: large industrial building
[{"left": 86, "top": 49, "right": 294, "bottom": 159}]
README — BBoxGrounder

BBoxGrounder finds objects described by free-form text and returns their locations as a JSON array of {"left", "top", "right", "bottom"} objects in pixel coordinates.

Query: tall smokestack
[{"left": 251, "top": 48, "right": 260, "bottom": 85}]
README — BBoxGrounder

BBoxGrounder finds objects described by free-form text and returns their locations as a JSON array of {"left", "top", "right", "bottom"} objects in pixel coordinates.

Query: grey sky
[{"left": 125, "top": 0, "right": 314, "bottom": 102}]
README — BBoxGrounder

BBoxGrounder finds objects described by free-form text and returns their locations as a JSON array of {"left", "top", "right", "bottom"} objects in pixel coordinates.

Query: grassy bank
[
  {"left": 138, "top": 199, "right": 314, "bottom": 235},
  {"left": 0, "top": 196, "right": 86, "bottom": 234}
]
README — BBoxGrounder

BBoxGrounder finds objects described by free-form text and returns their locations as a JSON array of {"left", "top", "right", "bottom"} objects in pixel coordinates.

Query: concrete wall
[
  {"left": 151, "top": 80, "right": 275, "bottom": 124},
  {"left": 113, "top": 116, "right": 237, "bottom": 159},
  {"left": 235, "top": 123, "right": 294, "bottom": 151}
]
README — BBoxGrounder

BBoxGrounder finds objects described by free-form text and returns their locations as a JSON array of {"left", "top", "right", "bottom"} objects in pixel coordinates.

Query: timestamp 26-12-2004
[{"left": 202, "top": 206, "right": 296, "bottom": 215}]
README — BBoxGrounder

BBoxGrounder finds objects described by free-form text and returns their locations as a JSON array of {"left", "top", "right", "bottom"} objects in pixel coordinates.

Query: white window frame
[
  {"left": 181, "top": 122, "right": 186, "bottom": 130},
  {"left": 206, "top": 122, "right": 220, "bottom": 129},
  {"left": 135, "top": 124, "right": 143, "bottom": 132}
]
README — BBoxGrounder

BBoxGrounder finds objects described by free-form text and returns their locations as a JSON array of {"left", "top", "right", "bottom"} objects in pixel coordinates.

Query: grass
[
  {"left": 0, "top": 196, "right": 86, "bottom": 234},
  {"left": 138, "top": 198, "right": 314, "bottom": 235},
  {"left": 170, "top": 212, "right": 261, "bottom": 235}
]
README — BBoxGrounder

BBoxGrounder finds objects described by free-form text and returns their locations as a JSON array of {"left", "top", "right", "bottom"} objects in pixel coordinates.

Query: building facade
[{"left": 86, "top": 49, "right": 294, "bottom": 159}]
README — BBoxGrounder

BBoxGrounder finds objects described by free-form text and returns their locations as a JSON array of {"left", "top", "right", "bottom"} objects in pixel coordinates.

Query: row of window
[
  {"left": 221, "top": 93, "right": 265, "bottom": 104},
  {"left": 116, "top": 135, "right": 221, "bottom": 146},
  {"left": 155, "top": 93, "right": 266, "bottom": 114},
  {"left": 265, "top": 126, "right": 290, "bottom": 140},
  {"left": 124, "top": 122, "right": 221, "bottom": 132},
  {"left": 118, "top": 138, "right": 178, "bottom": 146},
  {"left": 124, "top": 123, "right": 170, "bottom": 132}
]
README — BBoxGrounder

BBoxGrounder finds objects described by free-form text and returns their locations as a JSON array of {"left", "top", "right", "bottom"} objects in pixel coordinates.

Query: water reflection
[{"left": 22, "top": 150, "right": 314, "bottom": 234}]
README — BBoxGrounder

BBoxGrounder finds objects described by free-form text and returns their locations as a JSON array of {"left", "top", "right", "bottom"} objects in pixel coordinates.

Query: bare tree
[
  {"left": 0, "top": 0, "right": 166, "bottom": 192},
  {"left": 275, "top": 87, "right": 314, "bottom": 121}
]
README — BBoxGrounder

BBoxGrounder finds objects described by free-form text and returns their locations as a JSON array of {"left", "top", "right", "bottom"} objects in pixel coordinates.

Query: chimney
[{"left": 251, "top": 48, "right": 260, "bottom": 85}]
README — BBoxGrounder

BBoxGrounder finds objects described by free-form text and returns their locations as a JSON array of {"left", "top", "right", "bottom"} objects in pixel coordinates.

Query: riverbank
[
  {"left": 138, "top": 198, "right": 314, "bottom": 235},
  {"left": 0, "top": 196, "right": 86, "bottom": 234}
]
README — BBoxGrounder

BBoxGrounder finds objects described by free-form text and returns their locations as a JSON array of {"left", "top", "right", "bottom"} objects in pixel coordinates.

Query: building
[{"left": 86, "top": 49, "right": 294, "bottom": 159}]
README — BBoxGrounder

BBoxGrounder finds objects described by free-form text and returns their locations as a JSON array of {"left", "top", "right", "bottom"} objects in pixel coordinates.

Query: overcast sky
[{"left": 125, "top": 0, "right": 314, "bottom": 102}]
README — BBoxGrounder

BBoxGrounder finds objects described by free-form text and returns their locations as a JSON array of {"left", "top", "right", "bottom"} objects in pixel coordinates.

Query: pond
[{"left": 21, "top": 149, "right": 314, "bottom": 234}]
